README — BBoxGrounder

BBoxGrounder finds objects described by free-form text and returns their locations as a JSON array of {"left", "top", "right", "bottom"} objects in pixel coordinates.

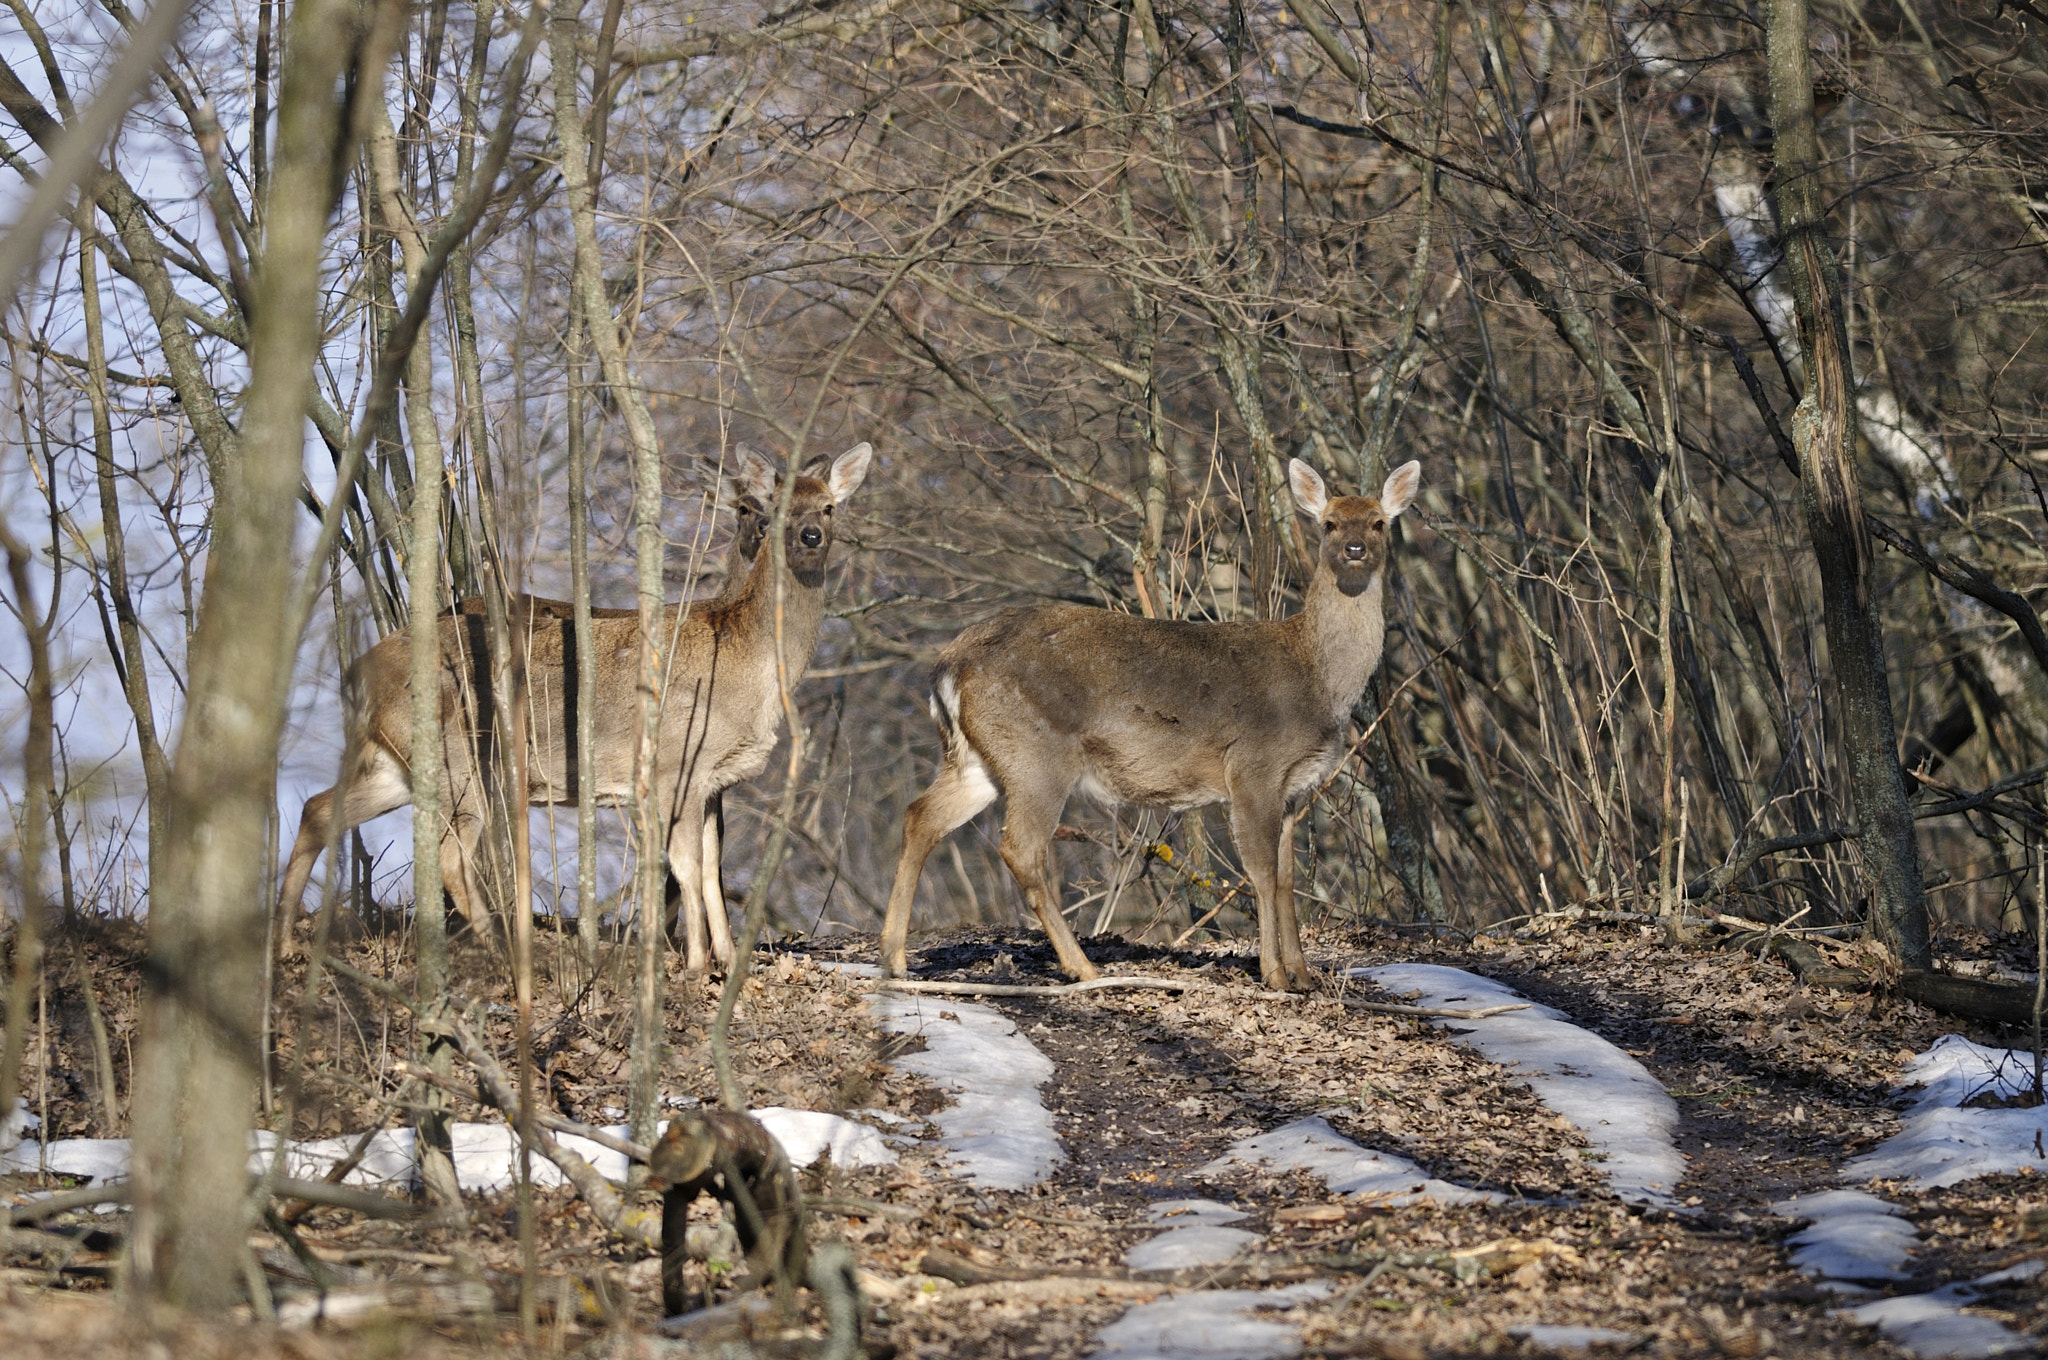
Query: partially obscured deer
[
  {"left": 880, "top": 458, "right": 1422, "bottom": 992},
  {"left": 278, "top": 444, "right": 872, "bottom": 971},
  {"left": 442, "top": 488, "right": 769, "bottom": 944}
]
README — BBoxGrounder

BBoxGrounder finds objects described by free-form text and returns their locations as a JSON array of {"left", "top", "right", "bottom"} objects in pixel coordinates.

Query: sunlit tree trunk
[
  {"left": 127, "top": 0, "right": 366, "bottom": 1307},
  {"left": 1765, "top": 0, "right": 1929, "bottom": 967}
]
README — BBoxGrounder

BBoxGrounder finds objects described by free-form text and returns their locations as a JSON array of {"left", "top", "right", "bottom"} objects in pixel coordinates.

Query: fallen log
[
  {"left": 1900, "top": 970, "right": 2042, "bottom": 1028},
  {"left": 1721, "top": 931, "right": 1870, "bottom": 992},
  {"left": 5, "top": 1174, "right": 421, "bottom": 1226}
]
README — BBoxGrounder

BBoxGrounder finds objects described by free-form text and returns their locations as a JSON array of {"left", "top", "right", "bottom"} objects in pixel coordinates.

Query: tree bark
[
  {"left": 1765, "top": 0, "right": 1929, "bottom": 968},
  {"left": 127, "top": 0, "right": 364, "bottom": 1308},
  {"left": 549, "top": 2, "right": 671, "bottom": 1156}
]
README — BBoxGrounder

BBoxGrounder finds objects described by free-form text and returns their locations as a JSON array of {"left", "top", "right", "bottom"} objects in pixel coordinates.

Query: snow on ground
[
  {"left": 1774, "top": 1035, "right": 2048, "bottom": 1359},
  {"left": 753, "top": 1107, "right": 897, "bottom": 1171},
  {"left": 869, "top": 992, "right": 1062, "bottom": 1190},
  {"left": 1839, "top": 1262, "right": 2045, "bottom": 1360},
  {"left": 1, "top": 1110, "right": 893, "bottom": 1194},
  {"left": 1353, "top": 965, "right": 1685, "bottom": 1207},
  {"left": 1770, "top": 1190, "right": 1916, "bottom": 1284},
  {"left": 1504, "top": 1324, "right": 1641, "bottom": 1350},
  {"left": 1847, "top": 1035, "right": 2048, "bottom": 1188},
  {"left": 1123, "top": 1199, "right": 1258, "bottom": 1271},
  {"left": 1093, "top": 1281, "right": 1334, "bottom": 1360},
  {"left": 1200, "top": 1116, "right": 1500, "bottom": 1206}
]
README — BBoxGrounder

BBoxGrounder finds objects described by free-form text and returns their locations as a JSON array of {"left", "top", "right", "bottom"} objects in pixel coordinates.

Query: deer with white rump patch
[
  {"left": 277, "top": 443, "right": 872, "bottom": 971},
  {"left": 880, "top": 458, "right": 1422, "bottom": 992}
]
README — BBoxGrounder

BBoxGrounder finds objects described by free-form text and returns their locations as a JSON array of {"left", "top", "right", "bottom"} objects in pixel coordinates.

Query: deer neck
[
  {"left": 1299, "top": 565, "right": 1388, "bottom": 720},
  {"left": 727, "top": 539, "right": 828, "bottom": 671}
]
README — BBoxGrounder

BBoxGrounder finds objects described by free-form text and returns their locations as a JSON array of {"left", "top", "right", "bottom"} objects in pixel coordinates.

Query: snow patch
[
  {"left": 1839, "top": 1262, "right": 2045, "bottom": 1359},
  {"left": 1848, "top": 1035, "right": 2048, "bottom": 1189},
  {"left": 1124, "top": 1225, "right": 1261, "bottom": 1271},
  {"left": 753, "top": 1107, "right": 898, "bottom": 1170},
  {"left": 1, "top": 1100, "right": 35, "bottom": 1158},
  {"left": 1201, "top": 1115, "right": 1499, "bottom": 1206},
  {"left": 1147, "top": 1198, "right": 1248, "bottom": 1225},
  {"left": 1094, "top": 1282, "right": 1334, "bottom": 1360},
  {"left": 871, "top": 993, "right": 1061, "bottom": 1190},
  {"left": 1771, "top": 1190, "right": 1914, "bottom": 1282},
  {"left": 1505, "top": 1324, "right": 1641, "bottom": 1350},
  {"left": 1353, "top": 965, "right": 1684, "bottom": 1207},
  {"left": 2, "top": 1110, "right": 894, "bottom": 1194}
]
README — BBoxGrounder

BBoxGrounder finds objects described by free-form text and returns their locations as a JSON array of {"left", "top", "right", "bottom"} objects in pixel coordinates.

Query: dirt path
[
  {"left": 7, "top": 921, "right": 2042, "bottom": 1358},
  {"left": 849, "top": 926, "right": 2039, "bottom": 1358}
]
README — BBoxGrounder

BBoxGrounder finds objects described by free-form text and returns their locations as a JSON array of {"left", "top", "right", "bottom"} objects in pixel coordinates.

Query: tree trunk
[
  {"left": 127, "top": 0, "right": 365, "bottom": 1308},
  {"left": 1765, "top": 0, "right": 1930, "bottom": 968}
]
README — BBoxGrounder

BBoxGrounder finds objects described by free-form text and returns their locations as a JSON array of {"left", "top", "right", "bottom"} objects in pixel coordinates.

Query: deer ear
[
  {"left": 1287, "top": 458, "right": 1328, "bottom": 520},
  {"left": 828, "top": 442, "right": 873, "bottom": 503},
  {"left": 729, "top": 444, "right": 779, "bottom": 506},
  {"left": 1381, "top": 460, "right": 1422, "bottom": 518}
]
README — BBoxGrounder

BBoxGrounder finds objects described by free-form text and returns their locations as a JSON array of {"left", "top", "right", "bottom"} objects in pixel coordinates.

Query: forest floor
[{"left": 2, "top": 910, "right": 2045, "bottom": 1358}]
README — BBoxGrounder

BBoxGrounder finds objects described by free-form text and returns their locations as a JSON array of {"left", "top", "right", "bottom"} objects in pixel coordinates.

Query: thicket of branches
[{"left": 1, "top": 0, "right": 2046, "bottom": 1309}]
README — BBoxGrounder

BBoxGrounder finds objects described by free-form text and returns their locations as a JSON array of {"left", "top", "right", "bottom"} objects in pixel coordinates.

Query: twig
[
  {"left": 445, "top": 1012, "right": 659, "bottom": 1250},
  {"left": 808, "top": 1195, "right": 922, "bottom": 1222},
  {"left": 875, "top": 975, "right": 1304, "bottom": 1002},
  {"left": 392, "top": 1059, "right": 650, "bottom": 1162},
  {"left": 1341, "top": 999, "right": 1531, "bottom": 1020},
  {"left": 6, "top": 1174, "right": 421, "bottom": 1225},
  {"left": 1685, "top": 828, "right": 1855, "bottom": 900}
]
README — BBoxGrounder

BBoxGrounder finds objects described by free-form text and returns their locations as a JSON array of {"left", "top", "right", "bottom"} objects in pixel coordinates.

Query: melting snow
[
  {"left": 1504, "top": 1324, "right": 1641, "bottom": 1350},
  {"left": 1776, "top": 1035, "right": 2048, "bottom": 1358},
  {"left": 1125, "top": 1198, "right": 1260, "bottom": 1271},
  {"left": 1094, "top": 1281, "right": 1334, "bottom": 1360},
  {"left": 1839, "top": 1262, "right": 2045, "bottom": 1359},
  {"left": 1848, "top": 1035, "right": 2048, "bottom": 1189},
  {"left": 1201, "top": 1115, "right": 1499, "bottom": 1206},
  {"left": 752, "top": 1107, "right": 897, "bottom": 1170},
  {"left": 1353, "top": 965, "right": 1684, "bottom": 1207},
  {"left": 1771, "top": 1190, "right": 1914, "bottom": 1283},
  {"left": 871, "top": 992, "right": 1062, "bottom": 1190},
  {"left": 1125, "top": 1224, "right": 1261, "bottom": 1270},
  {"left": 1, "top": 1110, "right": 893, "bottom": 1194}
]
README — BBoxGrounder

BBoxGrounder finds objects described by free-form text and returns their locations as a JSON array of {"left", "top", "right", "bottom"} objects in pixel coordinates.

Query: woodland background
[{"left": 0, "top": 0, "right": 2045, "bottom": 1317}]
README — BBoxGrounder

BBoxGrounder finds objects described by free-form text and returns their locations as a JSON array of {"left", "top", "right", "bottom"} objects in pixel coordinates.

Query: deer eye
[
  {"left": 823, "top": 504, "right": 834, "bottom": 515},
  {"left": 1322, "top": 520, "right": 1336, "bottom": 534}
]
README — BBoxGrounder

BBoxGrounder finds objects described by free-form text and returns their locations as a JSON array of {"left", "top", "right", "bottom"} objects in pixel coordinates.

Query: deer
[
  {"left": 277, "top": 443, "right": 872, "bottom": 971},
  {"left": 879, "top": 458, "right": 1422, "bottom": 993},
  {"left": 442, "top": 486, "right": 769, "bottom": 944}
]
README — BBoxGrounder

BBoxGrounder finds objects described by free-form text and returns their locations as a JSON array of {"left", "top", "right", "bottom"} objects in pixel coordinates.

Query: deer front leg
[
  {"left": 881, "top": 752, "right": 999, "bottom": 977},
  {"left": 1272, "top": 809, "right": 1313, "bottom": 991},
  {"left": 1227, "top": 788, "right": 1303, "bottom": 993},
  {"left": 665, "top": 810, "right": 712, "bottom": 974},
  {"left": 998, "top": 780, "right": 1099, "bottom": 982},
  {"left": 700, "top": 794, "right": 733, "bottom": 968}
]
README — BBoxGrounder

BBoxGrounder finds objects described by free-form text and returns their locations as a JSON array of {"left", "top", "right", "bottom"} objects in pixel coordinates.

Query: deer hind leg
[
  {"left": 880, "top": 749, "right": 1000, "bottom": 977},
  {"left": 996, "top": 774, "right": 1100, "bottom": 982},
  {"left": 437, "top": 802, "right": 492, "bottom": 934},
  {"left": 277, "top": 746, "right": 412, "bottom": 948}
]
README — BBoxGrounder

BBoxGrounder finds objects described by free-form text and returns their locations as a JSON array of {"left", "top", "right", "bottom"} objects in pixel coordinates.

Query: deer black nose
[
  {"left": 1345, "top": 542, "right": 1367, "bottom": 560},
  {"left": 800, "top": 525, "right": 823, "bottom": 548}
]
